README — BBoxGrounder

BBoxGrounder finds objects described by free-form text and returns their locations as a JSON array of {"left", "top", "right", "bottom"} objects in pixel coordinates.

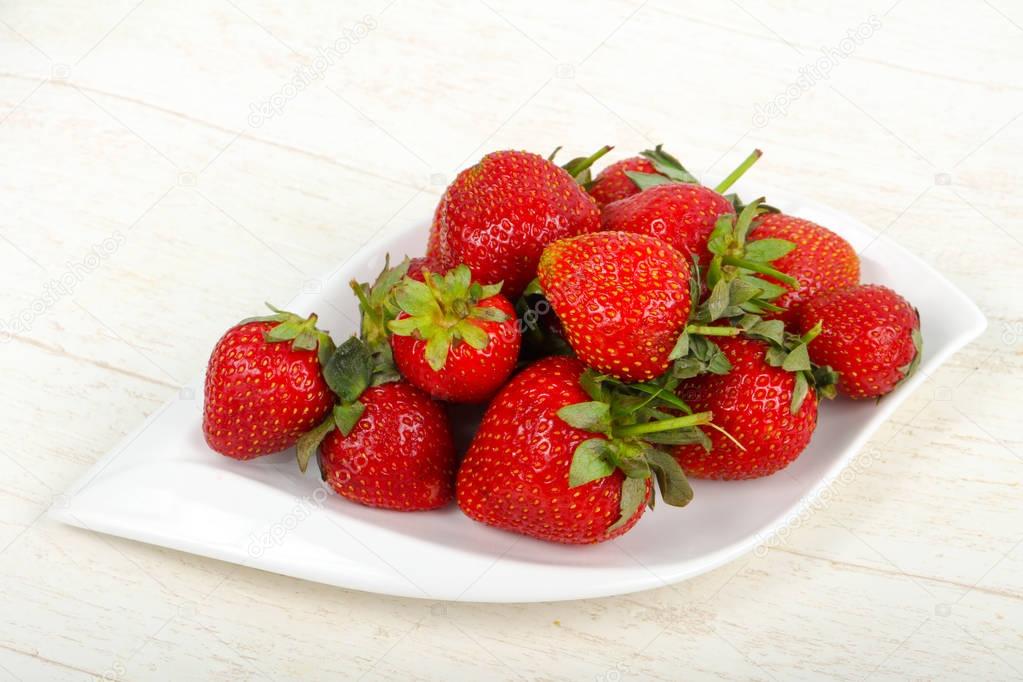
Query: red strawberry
[
  {"left": 297, "top": 337, "right": 456, "bottom": 511},
  {"left": 319, "top": 381, "right": 454, "bottom": 510},
  {"left": 672, "top": 335, "right": 819, "bottom": 480},
  {"left": 388, "top": 264, "right": 521, "bottom": 403},
  {"left": 456, "top": 356, "right": 701, "bottom": 544},
  {"left": 797, "top": 284, "right": 922, "bottom": 399},
  {"left": 537, "top": 231, "right": 693, "bottom": 382},
  {"left": 599, "top": 150, "right": 761, "bottom": 271},
  {"left": 429, "top": 149, "right": 604, "bottom": 298},
  {"left": 750, "top": 213, "right": 860, "bottom": 324},
  {"left": 589, "top": 157, "right": 656, "bottom": 207},
  {"left": 203, "top": 306, "right": 335, "bottom": 459},
  {"left": 600, "top": 184, "right": 733, "bottom": 272},
  {"left": 588, "top": 145, "right": 700, "bottom": 208}
]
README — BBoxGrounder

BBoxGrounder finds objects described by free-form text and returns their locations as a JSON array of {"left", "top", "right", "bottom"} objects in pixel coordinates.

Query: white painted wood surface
[{"left": 1, "top": 0, "right": 1021, "bottom": 679}]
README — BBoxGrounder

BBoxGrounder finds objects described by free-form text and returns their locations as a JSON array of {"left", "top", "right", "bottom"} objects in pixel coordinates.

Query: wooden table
[{"left": 2, "top": 0, "right": 1021, "bottom": 679}]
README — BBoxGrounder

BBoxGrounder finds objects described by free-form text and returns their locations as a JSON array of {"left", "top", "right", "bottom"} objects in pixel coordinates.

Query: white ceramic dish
[{"left": 50, "top": 181, "right": 986, "bottom": 603}]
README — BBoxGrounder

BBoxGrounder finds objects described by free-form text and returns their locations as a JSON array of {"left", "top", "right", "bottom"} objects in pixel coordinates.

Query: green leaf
[
  {"left": 607, "top": 477, "right": 648, "bottom": 533},
  {"left": 668, "top": 331, "right": 690, "bottom": 361},
  {"left": 791, "top": 371, "right": 810, "bottom": 414},
  {"left": 368, "top": 256, "right": 411, "bottom": 307},
  {"left": 456, "top": 320, "right": 489, "bottom": 350},
  {"left": 782, "top": 343, "right": 811, "bottom": 372},
  {"left": 747, "top": 319, "right": 786, "bottom": 347},
  {"left": 333, "top": 401, "right": 366, "bottom": 436},
  {"left": 521, "top": 277, "right": 544, "bottom": 297},
  {"left": 641, "top": 429, "right": 707, "bottom": 446},
  {"left": 476, "top": 282, "right": 504, "bottom": 299},
  {"left": 706, "top": 278, "right": 731, "bottom": 322},
  {"left": 568, "top": 438, "right": 615, "bottom": 487},
  {"left": 705, "top": 344, "right": 733, "bottom": 375},
  {"left": 316, "top": 332, "right": 336, "bottom": 368},
  {"left": 292, "top": 330, "right": 318, "bottom": 351},
  {"left": 740, "top": 275, "right": 788, "bottom": 300},
  {"left": 295, "top": 415, "right": 337, "bottom": 473},
  {"left": 744, "top": 238, "right": 796, "bottom": 263},
  {"left": 424, "top": 330, "right": 452, "bottom": 371},
  {"left": 471, "top": 306, "right": 508, "bottom": 323},
  {"left": 579, "top": 370, "right": 608, "bottom": 402},
  {"left": 728, "top": 278, "right": 762, "bottom": 306},
  {"left": 387, "top": 316, "right": 424, "bottom": 337},
  {"left": 643, "top": 447, "right": 694, "bottom": 507},
  {"left": 625, "top": 170, "right": 675, "bottom": 191},
  {"left": 706, "top": 214, "right": 734, "bottom": 257},
  {"left": 323, "top": 337, "right": 373, "bottom": 403},
  {"left": 617, "top": 454, "right": 651, "bottom": 479},
  {"left": 557, "top": 401, "right": 612, "bottom": 434},
  {"left": 394, "top": 279, "right": 438, "bottom": 316},
  {"left": 640, "top": 145, "right": 700, "bottom": 184},
  {"left": 765, "top": 346, "right": 788, "bottom": 367},
  {"left": 265, "top": 320, "right": 304, "bottom": 342}
]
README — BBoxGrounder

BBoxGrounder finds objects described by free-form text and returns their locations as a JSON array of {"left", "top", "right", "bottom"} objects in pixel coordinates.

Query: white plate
[{"left": 50, "top": 182, "right": 986, "bottom": 603}]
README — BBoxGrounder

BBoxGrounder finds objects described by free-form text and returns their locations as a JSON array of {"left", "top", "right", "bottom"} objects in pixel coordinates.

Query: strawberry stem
[
  {"left": 686, "top": 324, "right": 739, "bottom": 337},
  {"left": 713, "top": 149, "right": 762, "bottom": 194},
  {"left": 561, "top": 145, "right": 614, "bottom": 180},
  {"left": 721, "top": 255, "right": 800, "bottom": 288},
  {"left": 613, "top": 411, "right": 712, "bottom": 438}
]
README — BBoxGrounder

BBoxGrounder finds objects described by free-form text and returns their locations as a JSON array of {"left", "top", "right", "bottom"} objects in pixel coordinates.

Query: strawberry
[
  {"left": 387, "top": 264, "right": 521, "bottom": 403},
  {"left": 599, "top": 150, "right": 761, "bottom": 271},
  {"left": 297, "top": 336, "right": 456, "bottom": 511},
  {"left": 672, "top": 334, "right": 821, "bottom": 480},
  {"left": 428, "top": 149, "right": 607, "bottom": 298},
  {"left": 588, "top": 145, "right": 699, "bottom": 208},
  {"left": 456, "top": 356, "right": 704, "bottom": 544},
  {"left": 750, "top": 213, "right": 860, "bottom": 324},
  {"left": 319, "top": 380, "right": 454, "bottom": 510},
  {"left": 589, "top": 157, "right": 656, "bottom": 208},
  {"left": 537, "top": 231, "right": 695, "bottom": 382},
  {"left": 203, "top": 306, "right": 335, "bottom": 459},
  {"left": 797, "top": 284, "right": 922, "bottom": 399}
]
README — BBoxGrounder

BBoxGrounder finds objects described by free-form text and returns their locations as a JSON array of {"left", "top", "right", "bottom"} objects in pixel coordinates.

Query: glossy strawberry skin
[
  {"left": 600, "top": 183, "right": 735, "bottom": 271},
  {"left": 673, "top": 336, "right": 818, "bottom": 480},
  {"left": 203, "top": 321, "right": 333, "bottom": 459},
  {"left": 429, "top": 150, "right": 601, "bottom": 298},
  {"left": 320, "top": 381, "right": 455, "bottom": 510},
  {"left": 750, "top": 213, "right": 860, "bottom": 324},
  {"left": 456, "top": 356, "right": 649, "bottom": 544},
  {"left": 390, "top": 295, "right": 521, "bottom": 403},
  {"left": 538, "top": 231, "right": 692, "bottom": 382},
  {"left": 797, "top": 285, "right": 920, "bottom": 399},
  {"left": 588, "top": 157, "right": 655, "bottom": 208}
]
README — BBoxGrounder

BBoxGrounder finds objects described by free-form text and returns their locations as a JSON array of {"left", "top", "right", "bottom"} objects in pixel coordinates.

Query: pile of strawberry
[{"left": 202, "top": 145, "right": 923, "bottom": 545}]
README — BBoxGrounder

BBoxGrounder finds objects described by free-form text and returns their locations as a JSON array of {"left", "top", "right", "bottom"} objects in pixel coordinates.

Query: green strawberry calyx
[
  {"left": 703, "top": 198, "right": 799, "bottom": 318},
  {"left": 387, "top": 264, "right": 509, "bottom": 372},
  {"left": 743, "top": 318, "right": 839, "bottom": 414},
  {"left": 295, "top": 336, "right": 386, "bottom": 475},
  {"left": 241, "top": 303, "right": 336, "bottom": 368},
  {"left": 349, "top": 255, "right": 411, "bottom": 371},
  {"left": 551, "top": 144, "right": 614, "bottom": 186},
  {"left": 556, "top": 370, "right": 717, "bottom": 532}
]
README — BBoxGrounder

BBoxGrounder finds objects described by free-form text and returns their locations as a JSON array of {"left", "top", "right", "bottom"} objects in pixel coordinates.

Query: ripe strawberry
[
  {"left": 797, "top": 284, "right": 922, "bottom": 399},
  {"left": 319, "top": 381, "right": 454, "bottom": 510},
  {"left": 428, "top": 149, "right": 604, "bottom": 298},
  {"left": 750, "top": 213, "right": 860, "bottom": 323},
  {"left": 457, "top": 356, "right": 702, "bottom": 544},
  {"left": 537, "top": 231, "right": 693, "bottom": 382},
  {"left": 599, "top": 150, "right": 761, "bottom": 271},
  {"left": 589, "top": 157, "right": 656, "bottom": 208},
  {"left": 386, "top": 264, "right": 519, "bottom": 403},
  {"left": 203, "top": 306, "right": 335, "bottom": 459},
  {"left": 672, "top": 335, "right": 820, "bottom": 480},
  {"left": 588, "top": 145, "right": 699, "bottom": 208},
  {"left": 297, "top": 336, "right": 456, "bottom": 511}
]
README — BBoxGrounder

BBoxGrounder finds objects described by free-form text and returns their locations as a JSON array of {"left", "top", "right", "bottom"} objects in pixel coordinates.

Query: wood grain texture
[{"left": 1, "top": 0, "right": 1021, "bottom": 679}]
